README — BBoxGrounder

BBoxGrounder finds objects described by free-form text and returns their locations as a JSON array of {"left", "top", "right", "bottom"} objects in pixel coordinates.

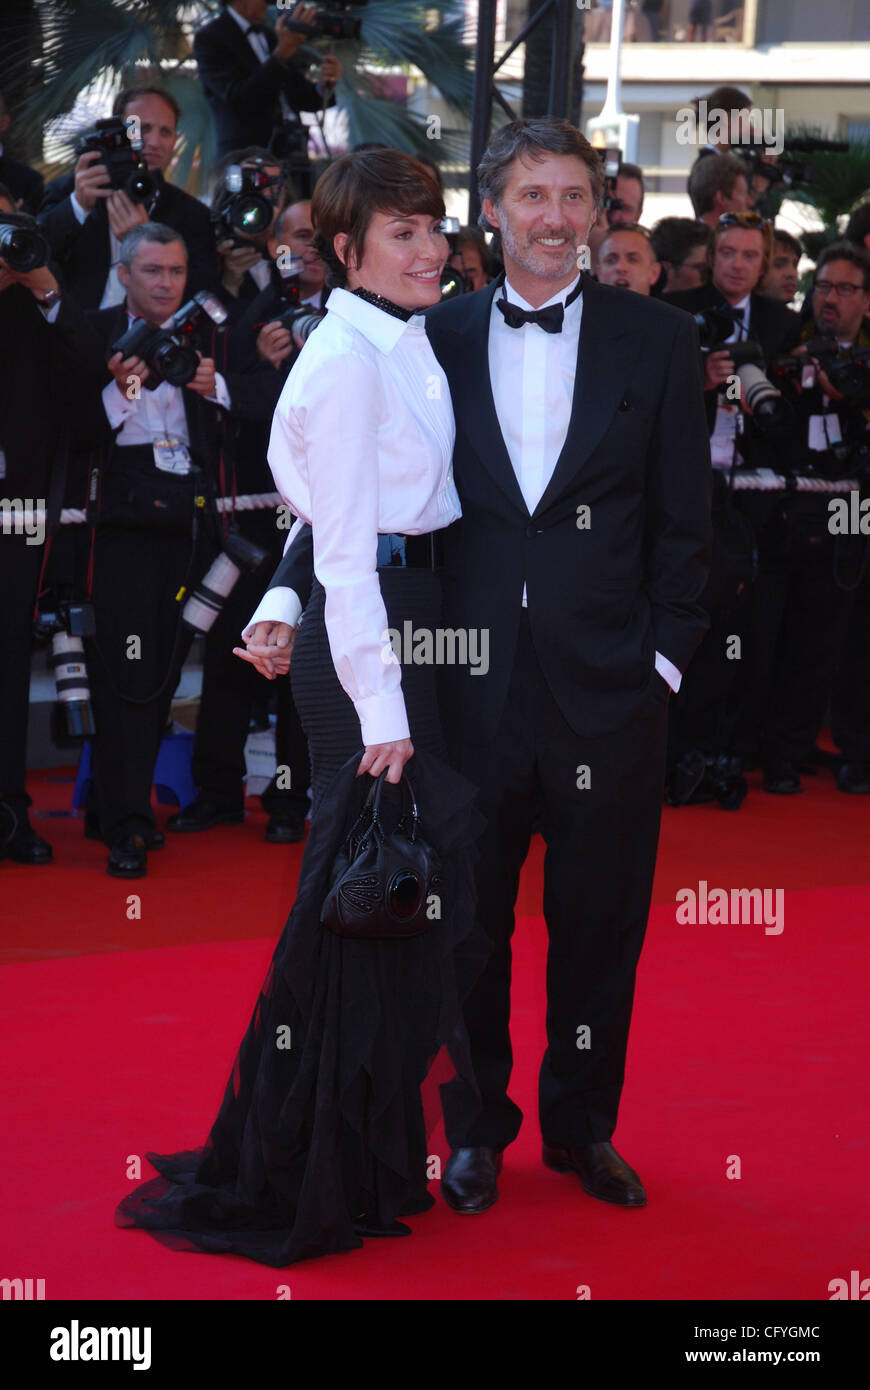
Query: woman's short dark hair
[
  {"left": 476, "top": 119, "right": 605, "bottom": 233},
  {"left": 311, "top": 149, "right": 446, "bottom": 289}
]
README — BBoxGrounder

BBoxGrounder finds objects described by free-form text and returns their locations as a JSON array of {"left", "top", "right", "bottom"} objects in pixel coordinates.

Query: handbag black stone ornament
[{"left": 321, "top": 770, "right": 442, "bottom": 939}]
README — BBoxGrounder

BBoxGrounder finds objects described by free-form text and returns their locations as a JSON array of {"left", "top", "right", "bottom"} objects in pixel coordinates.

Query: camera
[
  {"left": 266, "top": 252, "right": 326, "bottom": 346},
  {"left": 438, "top": 216, "right": 470, "bottom": 299},
  {"left": 33, "top": 600, "right": 96, "bottom": 742},
  {"left": 182, "top": 532, "right": 269, "bottom": 635},
  {"left": 111, "top": 290, "right": 228, "bottom": 390},
  {"left": 775, "top": 336, "right": 870, "bottom": 407},
  {"left": 212, "top": 162, "right": 283, "bottom": 245},
  {"left": 0, "top": 212, "right": 51, "bottom": 273},
  {"left": 693, "top": 307, "right": 791, "bottom": 437},
  {"left": 76, "top": 118, "right": 158, "bottom": 204},
  {"left": 278, "top": 0, "right": 367, "bottom": 41}
]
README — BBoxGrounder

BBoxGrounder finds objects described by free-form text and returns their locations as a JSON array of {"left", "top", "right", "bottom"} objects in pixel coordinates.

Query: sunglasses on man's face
[{"left": 717, "top": 211, "right": 765, "bottom": 229}]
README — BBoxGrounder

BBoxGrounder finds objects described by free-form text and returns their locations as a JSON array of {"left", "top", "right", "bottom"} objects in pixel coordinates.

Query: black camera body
[
  {"left": 775, "top": 337, "right": 870, "bottom": 407},
  {"left": 0, "top": 212, "right": 51, "bottom": 273},
  {"left": 279, "top": 0, "right": 367, "bottom": 41},
  {"left": 76, "top": 118, "right": 158, "bottom": 204},
  {"left": 111, "top": 290, "right": 228, "bottom": 390},
  {"left": 212, "top": 162, "right": 282, "bottom": 246}
]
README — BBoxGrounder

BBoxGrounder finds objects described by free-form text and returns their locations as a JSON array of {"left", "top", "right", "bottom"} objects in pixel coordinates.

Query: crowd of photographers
[{"left": 1, "top": 57, "right": 869, "bottom": 874}]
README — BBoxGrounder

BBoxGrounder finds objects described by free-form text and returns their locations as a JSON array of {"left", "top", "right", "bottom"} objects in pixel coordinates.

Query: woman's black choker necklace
[{"left": 351, "top": 286, "right": 415, "bottom": 322}]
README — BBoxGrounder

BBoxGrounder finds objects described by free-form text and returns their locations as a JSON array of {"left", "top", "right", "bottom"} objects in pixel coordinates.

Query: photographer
[
  {"left": 758, "top": 227, "right": 802, "bottom": 305},
  {"left": 663, "top": 212, "right": 801, "bottom": 805},
  {"left": 38, "top": 86, "right": 219, "bottom": 310},
  {"left": 165, "top": 199, "right": 323, "bottom": 842},
  {"left": 0, "top": 184, "right": 93, "bottom": 863},
  {"left": 595, "top": 223, "right": 661, "bottom": 295},
  {"left": 689, "top": 152, "right": 751, "bottom": 229},
  {"left": 587, "top": 160, "right": 645, "bottom": 263},
  {"left": 727, "top": 243, "right": 870, "bottom": 794},
  {"left": 650, "top": 217, "right": 711, "bottom": 295},
  {"left": 194, "top": 0, "right": 342, "bottom": 164},
  {"left": 212, "top": 148, "right": 293, "bottom": 313},
  {"left": 68, "top": 223, "right": 230, "bottom": 877}
]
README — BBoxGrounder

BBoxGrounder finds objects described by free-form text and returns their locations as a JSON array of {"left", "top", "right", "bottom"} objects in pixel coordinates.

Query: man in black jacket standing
[
  {"left": 0, "top": 91, "right": 43, "bottom": 215},
  {"left": 193, "top": 0, "right": 341, "bottom": 161},
  {"left": 243, "top": 121, "right": 712, "bottom": 1214},
  {"left": 39, "top": 86, "right": 219, "bottom": 309}
]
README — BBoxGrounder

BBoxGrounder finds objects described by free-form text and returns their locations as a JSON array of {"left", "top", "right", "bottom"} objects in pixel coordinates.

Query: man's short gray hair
[
  {"left": 476, "top": 118, "right": 605, "bottom": 234},
  {"left": 119, "top": 222, "right": 188, "bottom": 269}
]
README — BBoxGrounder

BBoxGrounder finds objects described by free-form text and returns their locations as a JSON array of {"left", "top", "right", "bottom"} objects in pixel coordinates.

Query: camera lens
[
  {"left": 153, "top": 340, "right": 199, "bottom": 387},
  {"left": 229, "top": 194, "right": 273, "bottom": 236},
  {"left": 126, "top": 168, "right": 157, "bottom": 203},
  {"left": 0, "top": 222, "right": 50, "bottom": 273}
]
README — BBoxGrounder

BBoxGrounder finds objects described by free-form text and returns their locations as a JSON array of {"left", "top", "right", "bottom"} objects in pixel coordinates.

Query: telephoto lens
[
  {"left": 182, "top": 532, "right": 268, "bottom": 635},
  {"left": 0, "top": 213, "right": 51, "bottom": 273},
  {"left": 49, "top": 633, "right": 96, "bottom": 739}
]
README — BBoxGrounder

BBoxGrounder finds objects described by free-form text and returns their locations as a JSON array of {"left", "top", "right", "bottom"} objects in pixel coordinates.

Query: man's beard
[{"left": 498, "top": 216, "right": 582, "bottom": 280}]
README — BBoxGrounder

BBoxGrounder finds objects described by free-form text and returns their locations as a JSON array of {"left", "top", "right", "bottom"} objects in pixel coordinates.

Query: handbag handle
[{"left": 345, "top": 768, "right": 421, "bottom": 856}]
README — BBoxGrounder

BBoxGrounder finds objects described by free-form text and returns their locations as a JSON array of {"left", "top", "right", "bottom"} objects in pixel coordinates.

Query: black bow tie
[{"left": 496, "top": 277, "right": 582, "bottom": 334}]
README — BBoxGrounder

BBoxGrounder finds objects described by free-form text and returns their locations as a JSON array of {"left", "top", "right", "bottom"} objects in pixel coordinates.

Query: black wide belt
[{"left": 378, "top": 531, "right": 444, "bottom": 570}]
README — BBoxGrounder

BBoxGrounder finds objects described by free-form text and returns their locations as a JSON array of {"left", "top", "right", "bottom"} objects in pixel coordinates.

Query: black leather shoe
[
  {"left": 763, "top": 759, "right": 802, "bottom": 795},
  {"left": 84, "top": 813, "right": 163, "bottom": 849},
  {"left": 542, "top": 1141, "right": 646, "bottom": 1206},
  {"left": 107, "top": 835, "right": 147, "bottom": 878},
  {"left": 441, "top": 1146, "right": 503, "bottom": 1213},
  {"left": 166, "top": 795, "right": 243, "bottom": 833},
  {"left": 837, "top": 760, "right": 870, "bottom": 794},
  {"left": 265, "top": 810, "right": 306, "bottom": 843},
  {"left": 5, "top": 827, "right": 53, "bottom": 864}
]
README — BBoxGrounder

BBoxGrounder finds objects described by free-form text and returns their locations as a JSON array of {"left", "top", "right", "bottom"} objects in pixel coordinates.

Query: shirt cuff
[
  {"left": 655, "top": 650, "right": 682, "bottom": 693},
  {"left": 70, "top": 192, "right": 88, "bottom": 225},
  {"left": 38, "top": 299, "right": 62, "bottom": 324},
  {"left": 102, "top": 380, "right": 135, "bottom": 430},
  {"left": 206, "top": 372, "right": 231, "bottom": 410},
  {"left": 243, "top": 586, "right": 303, "bottom": 640},
  {"left": 354, "top": 690, "right": 410, "bottom": 747}
]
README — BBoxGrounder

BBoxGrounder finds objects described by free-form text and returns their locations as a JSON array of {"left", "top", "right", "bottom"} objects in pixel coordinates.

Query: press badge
[
  {"left": 153, "top": 437, "right": 192, "bottom": 474},
  {"left": 807, "top": 414, "right": 842, "bottom": 452}
]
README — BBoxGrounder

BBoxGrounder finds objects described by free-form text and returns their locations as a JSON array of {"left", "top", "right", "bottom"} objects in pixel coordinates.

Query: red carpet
[{"left": 2, "top": 764, "right": 868, "bottom": 1300}]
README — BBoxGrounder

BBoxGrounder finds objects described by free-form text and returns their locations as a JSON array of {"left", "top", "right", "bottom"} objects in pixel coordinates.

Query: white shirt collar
[
  {"left": 227, "top": 5, "right": 258, "bottom": 36},
  {"left": 501, "top": 272, "right": 583, "bottom": 313},
  {"left": 326, "top": 286, "right": 425, "bottom": 355}
]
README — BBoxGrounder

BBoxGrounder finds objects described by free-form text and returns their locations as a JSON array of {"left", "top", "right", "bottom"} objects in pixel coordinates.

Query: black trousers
[
  {"left": 831, "top": 539, "right": 870, "bottom": 760},
  {"left": 86, "top": 516, "right": 212, "bottom": 843},
  {"left": 441, "top": 612, "right": 670, "bottom": 1150},
  {"left": 191, "top": 536, "right": 310, "bottom": 815},
  {"left": 733, "top": 532, "right": 844, "bottom": 763},
  {"left": 0, "top": 536, "right": 45, "bottom": 814}
]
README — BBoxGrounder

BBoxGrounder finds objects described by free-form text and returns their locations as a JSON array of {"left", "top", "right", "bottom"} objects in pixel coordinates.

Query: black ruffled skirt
[{"left": 115, "top": 567, "right": 488, "bottom": 1266}]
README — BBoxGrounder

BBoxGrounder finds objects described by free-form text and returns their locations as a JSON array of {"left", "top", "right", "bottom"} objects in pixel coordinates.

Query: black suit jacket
[
  {"left": 0, "top": 152, "right": 44, "bottom": 215},
  {"left": 37, "top": 173, "right": 220, "bottom": 309},
  {"left": 193, "top": 10, "right": 329, "bottom": 157},
  {"left": 266, "top": 276, "right": 713, "bottom": 743},
  {"left": 664, "top": 281, "right": 802, "bottom": 436}
]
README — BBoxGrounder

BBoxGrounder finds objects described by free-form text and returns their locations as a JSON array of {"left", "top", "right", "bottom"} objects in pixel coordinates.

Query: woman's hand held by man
[
  {"left": 357, "top": 739, "right": 414, "bottom": 784},
  {"left": 232, "top": 621, "right": 297, "bottom": 679}
]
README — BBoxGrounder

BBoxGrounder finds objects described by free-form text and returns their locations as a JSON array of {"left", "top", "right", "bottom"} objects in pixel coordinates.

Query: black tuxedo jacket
[
  {"left": 265, "top": 275, "right": 713, "bottom": 743},
  {"left": 664, "top": 281, "right": 802, "bottom": 435},
  {"left": 37, "top": 173, "right": 220, "bottom": 309},
  {"left": 0, "top": 152, "right": 44, "bottom": 215},
  {"left": 193, "top": 10, "right": 328, "bottom": 157}
]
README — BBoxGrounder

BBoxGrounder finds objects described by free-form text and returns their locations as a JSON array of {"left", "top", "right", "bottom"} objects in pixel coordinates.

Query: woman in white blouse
[{"left": 117, "top": 150, "right": 486, "bottom": 1268}]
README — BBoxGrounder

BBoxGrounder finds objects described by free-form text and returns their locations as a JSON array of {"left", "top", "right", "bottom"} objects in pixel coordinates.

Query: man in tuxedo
[
  {"left": 38, "top": 86, "right": 219, "bottom": 309},
  {"left": 242, "top": 120, "right": 712, "bottom": 1213},
  {"left": 66, "top": 223, "right": 226, "bottom": 877},
  {"left": 663, "top": 212, "right": 801, "bottom": 803},
  {"left": 193, "top": 0, "right": 341, "bottom": 160},
  {"left": 0, "top": 91, "right": 44, "bottom": 214}
]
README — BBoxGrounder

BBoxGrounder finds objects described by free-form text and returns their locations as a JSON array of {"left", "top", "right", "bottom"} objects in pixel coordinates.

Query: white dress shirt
[
  {"left": 246, "top": 286, "right": 459, "bottom": 745},
  {"left": 490, "top": 274, "right": 682, "bottom": 692}
]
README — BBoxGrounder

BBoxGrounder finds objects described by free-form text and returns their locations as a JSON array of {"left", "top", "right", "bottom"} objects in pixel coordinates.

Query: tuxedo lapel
[
  {"left": 437, "top": 278, "right": 529, "bottom": 516},
  {"left": 533, "top": 276, "right": 640, "bottom": 517},
  {"left": 219, "top": 9, "right": 261, "bottom": 70}
]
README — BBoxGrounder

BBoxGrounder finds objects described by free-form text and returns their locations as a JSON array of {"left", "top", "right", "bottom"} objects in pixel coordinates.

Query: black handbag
[{"left": 321, "top": 770, "right": 442, "bottom": 940}]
